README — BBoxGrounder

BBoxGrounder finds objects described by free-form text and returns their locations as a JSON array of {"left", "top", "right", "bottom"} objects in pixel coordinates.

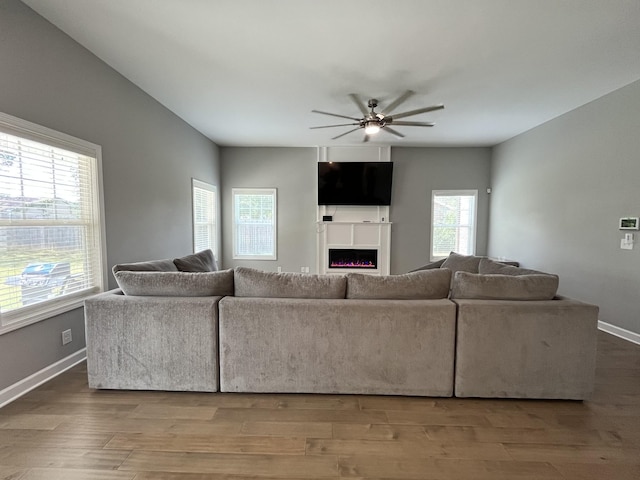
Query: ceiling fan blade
[
  {"left": 382, "top": 127, "right": 405, "bottom": 138},
  {"left": 389, "top": 121, "right": 435, "bottom": 127},
  {"left": 348, "top": 93, "right": 369, "bottom": 116},
  {"left": 332, "top": 127, "right": 362, "bottom": 140},
  {"left": 311, "top": 110, "right": 361, "bottom": 121},
  {"left": 391, "top": 104, "right": 445, "bottom": 120},
  {"left": 382, "top": 90, "right": 414, "bottom": 115},
  {"left": 310, "top": 123, "right": 360, "bottom": 129}
]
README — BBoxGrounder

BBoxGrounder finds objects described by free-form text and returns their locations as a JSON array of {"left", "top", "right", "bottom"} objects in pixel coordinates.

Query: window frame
[
  {"left": 430, "top": 189, "right": 478, "bottom": 261},
  {"left": 232, "top": 188, "right": 277, "bottom": 261},
  {"left": 192, "top": 179, "right": 218, "bottom": 260},
  {"left": 0, "top": 112, "right": 107, "bottom": 335}
]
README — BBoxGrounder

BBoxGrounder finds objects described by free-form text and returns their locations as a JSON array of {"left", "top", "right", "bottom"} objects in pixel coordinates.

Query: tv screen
[{"left": 318, "top": 162, "right": 393, "bottom": 206}]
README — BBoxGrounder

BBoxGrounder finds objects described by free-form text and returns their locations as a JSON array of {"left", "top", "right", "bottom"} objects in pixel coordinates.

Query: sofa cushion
[
  {"left": 450, "top": 271, "right": 559, "bottom": 300},
  {"left": 174, "top": 249, "right": 218, "bottom": 272},
  {"left": 234, "top": 267, "right": 346, "bottom": 299},
  {"left": 479, "top": 257, "right": 546, "bottom": 276},
  {"left": 346, "top": 269, "right": 451, "bottom": 299},
  {"left": 114, "top": 269, "right": 234, "bottom": 297},
  {"left": 409, "top": 258, "right": 445, "bottom": 272},
  {"left": 441, "top": 252, "right": 482, "bottom": 276},
  {"left": 112, "top": 258, "right": 178, "bottom": 274}
]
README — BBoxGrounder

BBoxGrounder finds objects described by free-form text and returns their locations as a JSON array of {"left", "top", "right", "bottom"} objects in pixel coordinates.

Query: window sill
[{"left": 0, "top": 289, "right": 100, "bottom": 336}]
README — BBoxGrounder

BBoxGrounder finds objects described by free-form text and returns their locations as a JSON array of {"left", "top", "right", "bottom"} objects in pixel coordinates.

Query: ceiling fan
[{"left": 310, "top": 90, "right": 444, "bottom": 142}]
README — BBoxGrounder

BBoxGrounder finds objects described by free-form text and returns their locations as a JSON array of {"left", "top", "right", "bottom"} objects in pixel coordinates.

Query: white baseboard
[
  {"left": 0, "top": 348, "right": 86, "bottom": 409},
  {"left": 598, "top": 321, "right": 640, "bottom": 346}
]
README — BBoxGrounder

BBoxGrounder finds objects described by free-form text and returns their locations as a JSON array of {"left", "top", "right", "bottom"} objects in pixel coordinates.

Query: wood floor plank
[
  {"left": 0, "top": 446, "right": 131, "bottom": 470},
  {"left": 307, "top": 438, "right": 512, "bottom": 460},
  {"left": 550, "top": 462, "right": 640, "bottom": 480},
  {"left": 268, "top": 395, "right": 361, "bottom": 411},
  {"left": 54, "top": 416, "right": 184, "bottom": 435},
  {"left": 385, "top": 410, "right": 491, "bottom": 427},
  {"left": 331, "top": 423, "right": 428, "bottom": 441},
  {"left": 357, "top": 396, "right": 436, "bottom": 411},
  {"left": 241, "top": 421, "right": 333, "bottom": 438},
  {"left": 164, "top": 421, "right": 243, "bottom": 436},
  {"left": 0, "top": 414, "right": 71, "bottom": 431},
  {"left": 212, "top": 407, "right": 387, "bottom": 424},
  {"left": 0, "top": 430, "right": 112, "bottom": 448},
  {"left": 27, "top": 403, "right": 137, "bottom": 417},
  {"left": 0, "top": 465, "right": 26, "bottom": 480},
  {"left": 503, "top": 443, "right": 640, "bottom": 464},
  {"left": 131, "top": 473, "right": 333, "bottom": 480},
  {"left": 119, "top": 451, "right": 338, "bottom": 477},
  {"left": 105, "top": 432, "right": 306, "bottom": 455},
  {"left": 337, "top": 456, "right": 563, "bottom": 479},
  {"left": 423, "top": 424, "right": 624, "bottom": 447},
  {"left": 128, "top": 405, "right": 217, "bottom": 421},
  {"left": 17, "top": 468, "right": 136, "bottom": 480}
]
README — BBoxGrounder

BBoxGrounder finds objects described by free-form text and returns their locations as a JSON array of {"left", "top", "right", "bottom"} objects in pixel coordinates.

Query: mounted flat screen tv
[{"left": 318, "top": 161, "right": 393, "bottom": 206}]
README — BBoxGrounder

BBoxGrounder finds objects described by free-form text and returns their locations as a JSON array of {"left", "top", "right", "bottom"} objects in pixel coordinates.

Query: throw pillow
[
  {"left": 450, "top": 271, "right": 559, "bottom": 300},
  {"left": 409, "top": 258, "right": 445, "bottom": 272},
  {"left": 346, "top": 269, "right": 451, "bottom": 299},
  {"left": 173, "top": 249, "right": 218, "bottom": 272},
  {"left": 234, "top": 267, "right": 346, "bottom": 299},
  {"left": 112, "top": 258, "right": 178, "bottom": 274},
  {"left": 114, "top": 269, "right": 234, "bottom": 297},
  {"left": 441, "top": 252, "right": 482, "bottom": 276},
  {"left": 478, "top": 257, "right": 546, "bottom": 276}
]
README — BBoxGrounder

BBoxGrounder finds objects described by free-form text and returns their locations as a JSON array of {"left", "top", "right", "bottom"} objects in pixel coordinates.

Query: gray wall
[
  {"left": 489, "top": 79, "right": 640, "bottom": 335},
  {"left": 390, "top": 147, "right": 492, "bottom": 273},
  {"left": 221, "top": 146, "right": 492, "bottom": 275},
  {"left": 220, "top": 147, "right": 317, "bottom": 272},
  {"left": 0, "top": 0, "right": 220, "bottom": 390}
]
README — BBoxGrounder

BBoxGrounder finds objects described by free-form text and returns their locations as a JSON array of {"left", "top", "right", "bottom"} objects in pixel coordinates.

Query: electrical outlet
[
  {"left": 61, "top": 329, "right": 72, "bottom": 345},
  {"left": 277, "top": 266, "right": 282, "bottom": 273}
]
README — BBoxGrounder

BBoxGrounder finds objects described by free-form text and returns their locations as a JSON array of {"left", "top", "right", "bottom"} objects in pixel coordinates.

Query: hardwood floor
[{"left": 1, "top": 331, "right": 639, "bottom": 479}]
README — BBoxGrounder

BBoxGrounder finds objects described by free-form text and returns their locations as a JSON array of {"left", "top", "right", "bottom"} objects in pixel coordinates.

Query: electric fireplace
[{"left": 328, "top": 248, "right": 378, "bottom": 269}]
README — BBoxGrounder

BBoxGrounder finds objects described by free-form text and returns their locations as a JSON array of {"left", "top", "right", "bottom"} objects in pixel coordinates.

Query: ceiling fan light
[{"left": 364, "top": 123, "right": 380, "bottom": 135}]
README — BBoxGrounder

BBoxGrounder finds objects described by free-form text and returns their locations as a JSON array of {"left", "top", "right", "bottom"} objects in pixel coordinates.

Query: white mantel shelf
[{"left": 317, "top": 221, "right": 393, "bottom": 225}]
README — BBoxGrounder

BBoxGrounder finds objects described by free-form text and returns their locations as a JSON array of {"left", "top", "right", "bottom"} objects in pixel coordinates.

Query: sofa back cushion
[
  {"left": 114, "top": 269, "right": 234, "bottom": 297},
  {"left": 478, "top": 257, "right": 546, "bottom": 276},
  {"left": 451, "top": 271, "right": 559, "bottom": 300},
  {"left": 234, "top": 267, "right": 346, "bottom": 299},
  {"left": 346, "top": 269, "right": 452, "bottom": 299},
  {"left": 112, "top": 258, "right": 178, "bottom": 274},
  {"left": 173, "top": 249, "right": 218, "bottom": 272},
  {"left": 409, "top": 258, "right": 445, "bottom": 272},
  {"left": 441, "top": 252, "right": 482, "bottom": 276}
]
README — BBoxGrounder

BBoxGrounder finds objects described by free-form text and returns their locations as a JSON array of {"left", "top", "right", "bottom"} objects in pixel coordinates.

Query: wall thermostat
[{"left": 619, "top": 217, "right": 639, "bottom": 230}]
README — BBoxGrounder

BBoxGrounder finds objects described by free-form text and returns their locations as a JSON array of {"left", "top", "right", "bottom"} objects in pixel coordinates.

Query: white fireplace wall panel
[{"left": 316, "top": 146, "right": 392, "bottom": 276}]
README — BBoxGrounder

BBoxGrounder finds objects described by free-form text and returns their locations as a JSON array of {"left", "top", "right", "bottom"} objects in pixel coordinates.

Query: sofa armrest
[
  {"left": 84, "top": 289, "right": 222, "bottom": 392},
  {"left": 452, "top": 297, "right": 599, "bottom": 399}
]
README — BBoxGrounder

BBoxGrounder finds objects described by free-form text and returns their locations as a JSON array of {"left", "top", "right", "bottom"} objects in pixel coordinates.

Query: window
[
  {"left": 431, "top": 190, "right": 477, "bottom": 260},
  {"left": 0, "top": 113, "right": 105, "bottom": 333},
  {"left": 192, "top": 179, "right": 217, "bottom": 259},
  {"left": 232, "top": 188, "right": 277, "bottom": 260}
]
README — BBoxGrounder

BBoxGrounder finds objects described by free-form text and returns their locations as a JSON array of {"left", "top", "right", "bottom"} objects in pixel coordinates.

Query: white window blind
[
  {"left": 192, "top": 179, "right": 217, "bottom": 257},
  {"left": 0, "top": 113, "right": 105, "bottom": 332},
  {"left": 431, "top": 190, "right": 477, "bottom": 260},
  {"left": 232, "top": 188, "right": 277, "bottom": 260}
]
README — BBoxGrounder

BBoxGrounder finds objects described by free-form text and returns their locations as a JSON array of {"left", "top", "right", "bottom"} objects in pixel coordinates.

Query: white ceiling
[{"left": 22, "top": 0, "right": 640, "bottom": 147}]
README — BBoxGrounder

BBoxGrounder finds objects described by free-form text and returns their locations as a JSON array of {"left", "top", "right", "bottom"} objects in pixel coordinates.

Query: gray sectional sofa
[{"left": 84, "top": 250, "right": 599, "bottom": 399}]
